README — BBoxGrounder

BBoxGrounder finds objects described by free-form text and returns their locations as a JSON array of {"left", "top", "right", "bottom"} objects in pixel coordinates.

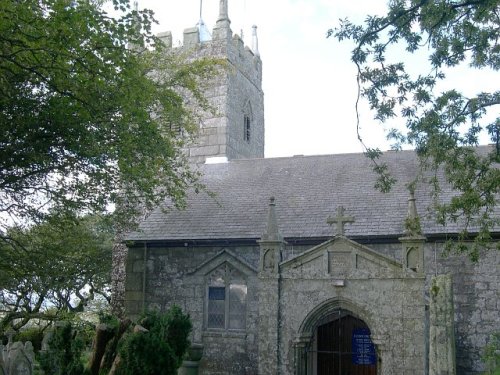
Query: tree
[
  {"left": 330, "top": 0, "right": 500, "bottom": 259},
  {"left": 0, "top": 0, "right": 221, "bottom": 232},
  {"left": 0, "top": 213, "right": 113, "bottom": 332}
]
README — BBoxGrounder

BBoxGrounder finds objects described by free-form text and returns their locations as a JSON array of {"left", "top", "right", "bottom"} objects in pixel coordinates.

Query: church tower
[{"left": 158, "top": 0, "right": 264, "bottom": 163}]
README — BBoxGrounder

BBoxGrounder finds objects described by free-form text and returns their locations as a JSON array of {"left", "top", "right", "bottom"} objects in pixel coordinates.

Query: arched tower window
[
  {"left": 244, "top": 115, "right": 251, "bottom": 142},
  {"left": 243, "top": 100, "right": 253, "bottom": 143}
]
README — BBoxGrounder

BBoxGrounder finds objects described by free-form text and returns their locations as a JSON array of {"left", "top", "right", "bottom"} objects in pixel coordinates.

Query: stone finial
[
  {"left": 404, "top": 189, "right": 422, "bottom": 236},
  {"left": 261, "top": 197, "right": 283, "bottom": 242},
  {"left": 213, "top": 0, "right": 231, "bottom": 40},
  {"left": 217, "top": 0, "right": 229, "bottom": 23},
  {"left": 259, "top": 197, "right": 284, "bottom": 274},
  {"left": 327, "top": 206, "right": 355, "bottom": 236},
  {"left": 251, "top": 25, "right": 260, "bottom": 56},
  {"left": 407, "top": 189, "right": 417, "bottom": 219},
  {"left": 400, "top": 189, "right": 426, "bottom": 273}
]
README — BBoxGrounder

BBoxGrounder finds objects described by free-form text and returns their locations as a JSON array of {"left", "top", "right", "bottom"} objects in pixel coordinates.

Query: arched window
[
  {"left": 206, "top": 263, "right": 247, "bottom": 330},
  {"left": 244, "top": 114, "right": 251, "bottom": 142},
  {"left": 243, "top": 100, "right": 253, "bottom": 143}
]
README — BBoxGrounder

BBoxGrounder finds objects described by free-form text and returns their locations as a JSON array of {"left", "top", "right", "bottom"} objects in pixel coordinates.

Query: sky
[{"left": 135, "top": 0, "right": 496, "bottom": 158}]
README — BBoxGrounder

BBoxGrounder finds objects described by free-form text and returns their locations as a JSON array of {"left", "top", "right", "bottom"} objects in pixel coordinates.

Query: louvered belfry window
[{"left": 244, "top": 114, "right": 251, "bottom": 142}]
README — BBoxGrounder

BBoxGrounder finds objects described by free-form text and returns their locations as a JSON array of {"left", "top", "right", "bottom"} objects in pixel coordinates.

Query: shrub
[
  {"left": 483, "top": 333, "right": 500, "bottom": 375},
  {"left": 38, "top": 322, "right": 85, "bottom": 375},
  {"left": 117, "top": 306, "right": 192, "bottom": 375},
  {"left": 15, "top": 327, "right": 45, "bottom": 352}
]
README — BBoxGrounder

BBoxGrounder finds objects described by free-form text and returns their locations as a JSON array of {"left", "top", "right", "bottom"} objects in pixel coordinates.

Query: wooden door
[{"left": 316, "top": 313, "right": 377, "bottom": 375}]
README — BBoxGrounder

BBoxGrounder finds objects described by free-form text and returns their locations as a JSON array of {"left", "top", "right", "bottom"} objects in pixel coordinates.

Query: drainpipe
[
  {"left": 142, "top": 242, "right": 147, "bottom": 312},
  {"left": 277, "top": 270, "right": 282, "bottom": 375}
]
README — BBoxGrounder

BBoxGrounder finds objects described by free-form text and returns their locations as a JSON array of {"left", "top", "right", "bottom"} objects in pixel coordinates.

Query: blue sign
[{"left": 352, "top": 328, "right": 376, "bottom": 365}]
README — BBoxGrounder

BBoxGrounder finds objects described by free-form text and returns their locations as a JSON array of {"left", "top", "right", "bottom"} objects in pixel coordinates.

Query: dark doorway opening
[{"left": 309, "top": 310, "right": 377, "bottom": 375}]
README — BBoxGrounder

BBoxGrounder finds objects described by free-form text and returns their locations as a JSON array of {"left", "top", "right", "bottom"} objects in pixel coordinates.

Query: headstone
[
  {"left": 0, "top": 344, "right": 7, "bottom": 375},
  {"left": 6, "top": 341, "right": 34, "bottom": 375},
  {"left": 41, "top": 329, "right": 53, "bottom": 352}
]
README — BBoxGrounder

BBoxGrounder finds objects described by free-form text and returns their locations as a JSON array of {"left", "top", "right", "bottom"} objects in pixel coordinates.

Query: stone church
[{"left": 120, "top": 2, "right": 500, "bottom": 374}]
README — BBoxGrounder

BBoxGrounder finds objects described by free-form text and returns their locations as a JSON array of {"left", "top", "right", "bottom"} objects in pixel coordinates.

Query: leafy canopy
[
  {"left": 0, "top": 0, "right": 221, "bottom": 231},
  {"left": 330, "top": 0, "right": 500, "bottom": 259},
  {"left": 0, "top": 213, "right": 113, "bottom": 332}
]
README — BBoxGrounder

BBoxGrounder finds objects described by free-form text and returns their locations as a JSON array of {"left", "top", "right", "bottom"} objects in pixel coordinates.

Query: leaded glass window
[
  {"left": 208, "top": 286, "right": 226, "bottom": 329},
  {"left": 206, "top": 263, "right": 247, "bottom": 331},
  {"left": 229, "top": 283, "right": 247, "bottom": 329}
]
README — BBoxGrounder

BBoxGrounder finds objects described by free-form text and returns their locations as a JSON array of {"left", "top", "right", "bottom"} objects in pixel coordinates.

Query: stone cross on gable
[{"left": 327, "top": 206, "right": 355, "bottom": 236}]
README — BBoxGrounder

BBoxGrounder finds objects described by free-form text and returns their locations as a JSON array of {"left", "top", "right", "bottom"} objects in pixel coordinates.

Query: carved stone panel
[
  {"left": 328, "top": 251, "right": 352, "bottom": 278},
  {"left": 263, "top": 249, "right": 275, "bottom": 270}
]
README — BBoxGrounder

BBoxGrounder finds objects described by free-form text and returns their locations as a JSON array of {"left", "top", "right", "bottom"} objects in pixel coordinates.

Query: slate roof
[{"left": 127, "top": 147, "right": 499, "bottom": 242}]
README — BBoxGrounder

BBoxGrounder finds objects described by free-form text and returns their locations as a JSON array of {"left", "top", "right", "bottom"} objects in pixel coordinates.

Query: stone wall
[
  {"left": 425, "top": 245, "right": 500, "bottom": 375},
  {"left": 124, "top": 239, "right": 499, "bottom": 375},
  {"left": 330, "top": 240, "right": 500, "bottom": 375},
  {"left": 125, "top": 244, "right": 260, "bottom": 375},
  {"left": 372, "top": 240, "right": 500, "bottom": 375}
]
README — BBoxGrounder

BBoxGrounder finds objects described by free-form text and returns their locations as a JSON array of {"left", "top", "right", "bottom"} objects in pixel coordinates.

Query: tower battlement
[
  {"left": 157, "top": 26, "right": 262, "bottom": 89},
  {"left": 156, "top": 0, "right": 264, "bottom": 163}
]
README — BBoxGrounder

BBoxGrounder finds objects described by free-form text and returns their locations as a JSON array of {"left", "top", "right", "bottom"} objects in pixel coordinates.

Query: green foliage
[
  {"left": 98, "top": 312, "right": 121, "bottom": 329},
  {"left": 483, "top": 333, "right": 500, "bottom": 374},
  {"left": 117, "top": 306, "right": 192, "bottom": 375},
  {"left": 0, "top": 0, "right": 222, "bottom": 231},
  {"left": 330, "top": 0, "right": 499, "bottom": 258},
  {"left": 0, "top": 213, "right": 113, "bottom": 332},
  {"left": 14, "top": 326, "right": 45, "bottom": 352},
  {"left": 38, "top": 322, "right": 85, "bottom": 375},
  {"left": 404, "top": 216, "right": 422, "bottom": 236}
]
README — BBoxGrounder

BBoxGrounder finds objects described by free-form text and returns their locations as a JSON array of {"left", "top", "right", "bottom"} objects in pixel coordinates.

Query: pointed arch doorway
[
  {"left": 296, "top": 304, "right": 378, "bottom": 375},
  {"left": 308, "top": 309, "right": 377, "bottom": 375}
]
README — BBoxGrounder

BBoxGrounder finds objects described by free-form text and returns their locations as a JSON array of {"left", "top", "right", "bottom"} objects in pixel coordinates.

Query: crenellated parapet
[{"left": 157, "top": 24, "right": 262, "bottom": 90}]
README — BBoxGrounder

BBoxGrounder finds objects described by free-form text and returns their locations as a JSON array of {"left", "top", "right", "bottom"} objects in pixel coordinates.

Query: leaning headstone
[
  {"left": 0, "top": 343, "right": 7, "bottom": 375},
  {"left": 6, "top": 341, "right": 34, "bottom": 375},
  {"left": 40, "top": 328, "right": 53, "bottom": 354},
  {"left": 429, "top": 273, "right": 456, "bottom": 375}
]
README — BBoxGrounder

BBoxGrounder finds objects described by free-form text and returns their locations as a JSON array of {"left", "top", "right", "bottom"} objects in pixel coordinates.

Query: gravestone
[
  {"left": 0, "top": 344, "right": 6, "bottom": 375},
  {"left": 1, "top": 341, "right": 34, "bottom": 375}
]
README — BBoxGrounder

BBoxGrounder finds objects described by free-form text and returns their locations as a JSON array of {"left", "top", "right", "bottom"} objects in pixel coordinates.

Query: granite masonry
[
  {"left": 117, "top": 1, "right": 500, "bottom": 374},
  {"left": 155, "top": 0, "right": 264, "bottom": 164}
]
